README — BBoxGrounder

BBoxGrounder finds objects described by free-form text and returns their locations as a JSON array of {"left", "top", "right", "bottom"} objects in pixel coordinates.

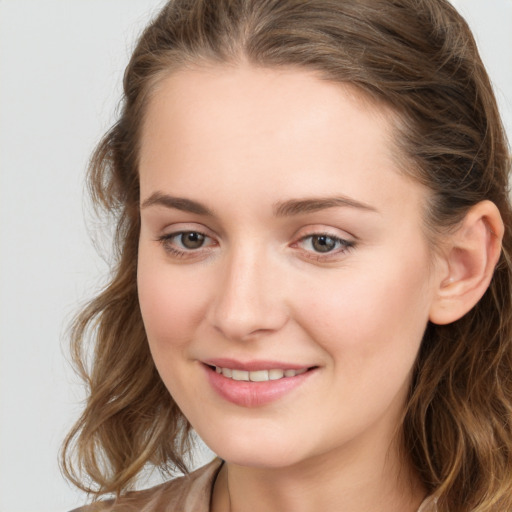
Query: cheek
[
  {"left": 137, "top": 251, "right": 208, "bottom": 350},
  {"left": 295, "top": 248, "right": 433, "bottom": 371}
]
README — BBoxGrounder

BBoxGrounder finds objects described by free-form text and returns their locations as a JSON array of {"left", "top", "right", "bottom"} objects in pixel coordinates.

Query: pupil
[
  {"left": 312, "top": 235, "right": 335, "bottom": 253},
  {"left": 181, "top": 232, "right": 204, "bottom": 249}
]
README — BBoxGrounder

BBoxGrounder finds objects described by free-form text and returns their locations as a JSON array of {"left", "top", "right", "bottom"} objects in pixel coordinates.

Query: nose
[{"left": 208, "top": 245, "right": 289, "bottom": 341}]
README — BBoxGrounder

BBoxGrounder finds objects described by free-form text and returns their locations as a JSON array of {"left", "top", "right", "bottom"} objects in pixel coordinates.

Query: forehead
[
  {"left": 139, "top": 63, "right": 424, "bottom": 219},
  {"left": 141, "top": 64, "right": 392, "bottom": 148}
]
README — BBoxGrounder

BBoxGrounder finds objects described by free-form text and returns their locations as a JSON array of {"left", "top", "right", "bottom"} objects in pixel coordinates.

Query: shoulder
[
  {"left": 70, "top": 458, "right": 223, "bottom": 512},
  {"left": 417, "top": 495, "right": 438, "bottom": 512}
]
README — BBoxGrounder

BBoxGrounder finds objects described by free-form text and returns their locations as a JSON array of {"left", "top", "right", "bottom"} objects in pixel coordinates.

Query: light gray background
[{"left": 1, "top": 1, "right": 511, "bottom": 511}]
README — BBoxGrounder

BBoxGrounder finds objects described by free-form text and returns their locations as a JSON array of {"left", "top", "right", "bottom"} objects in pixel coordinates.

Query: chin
[{"left": 198, "top": 424, "right": 304, "bottom": 469}]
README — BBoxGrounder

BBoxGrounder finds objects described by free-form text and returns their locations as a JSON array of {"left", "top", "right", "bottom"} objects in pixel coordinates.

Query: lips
[{"left": 202, "top": 359, "right": 317, "bottom": 407}]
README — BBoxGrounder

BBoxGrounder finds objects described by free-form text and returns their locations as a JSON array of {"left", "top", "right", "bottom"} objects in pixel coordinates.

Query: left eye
[{"left": 298, "top": 234, "right": 353, "bottom": 254}]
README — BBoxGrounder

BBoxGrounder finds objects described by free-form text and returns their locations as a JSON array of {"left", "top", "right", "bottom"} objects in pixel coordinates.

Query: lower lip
[{"left": 203, "top": 365, "right": 315, "bottom": 407}]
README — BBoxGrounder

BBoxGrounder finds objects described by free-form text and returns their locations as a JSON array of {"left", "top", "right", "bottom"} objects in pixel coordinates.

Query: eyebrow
[
  {"left": 140, "top": 192, "right": 377, "bottom": 217},
  {"left": 140, "top": 192, "right": 213, "bottom": 215},
  {"left": 273, "top": 196, "right": 378, "bottom": 216}
]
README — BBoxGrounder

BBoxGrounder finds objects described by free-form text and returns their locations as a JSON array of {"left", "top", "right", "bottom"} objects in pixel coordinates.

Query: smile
[
  {"left": 213, "top": 366, "right": 308, "bottom": 381},
  {"left": 203, "top": 361, "right": 317, "bottom": 407}
]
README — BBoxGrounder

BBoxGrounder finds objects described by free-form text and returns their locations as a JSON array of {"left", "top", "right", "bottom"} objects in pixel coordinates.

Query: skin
[{"left": 136, "top": 63, "right": 446, "bottom": 512}]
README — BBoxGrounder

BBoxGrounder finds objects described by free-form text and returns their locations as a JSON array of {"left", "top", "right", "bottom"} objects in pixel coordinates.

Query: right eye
[
  {"left": 175, "top": 231, "right": 207, "bottom": 249},
  {"left": 157, "top": 230, "right": 216, "bottom": 257}
]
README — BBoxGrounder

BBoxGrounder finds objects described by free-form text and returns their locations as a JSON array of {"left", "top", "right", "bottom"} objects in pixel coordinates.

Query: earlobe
[{"left": 429, "top": 200, "right": 504, "bottom": 325}]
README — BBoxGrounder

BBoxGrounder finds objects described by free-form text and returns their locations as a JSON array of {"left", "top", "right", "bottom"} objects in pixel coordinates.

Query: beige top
[{"left": 71, "top": 458, "right": 437, "bottom": 512}]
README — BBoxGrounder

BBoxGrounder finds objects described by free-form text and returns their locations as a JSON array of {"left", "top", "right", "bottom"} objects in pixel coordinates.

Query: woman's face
[{"left": 137, "top": 64, "right": 442, "bottom": 469}]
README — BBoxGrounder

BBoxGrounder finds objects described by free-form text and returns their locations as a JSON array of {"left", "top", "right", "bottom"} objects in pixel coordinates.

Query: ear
[{"left": 429, "top": 200, "right": 504, "bottom": 325}]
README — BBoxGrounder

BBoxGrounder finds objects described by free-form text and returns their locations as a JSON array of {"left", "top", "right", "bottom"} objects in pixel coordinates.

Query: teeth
[
  {"left": 249, "top": 370, "right": 268, "bottom": 382},
  {"left": 231, "top": 370, "right": 249, "bottom": 381},
  {"left": 268, "top": 369, "right": 284, "bottom": 380},
  {"left": 216, "top": 366, "right": 308, "bottom": 381}
]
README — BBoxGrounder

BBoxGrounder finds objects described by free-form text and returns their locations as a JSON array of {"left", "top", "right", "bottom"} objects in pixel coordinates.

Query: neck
[{"left": 211, "top": 440, "right": 426, "bottom": 512}]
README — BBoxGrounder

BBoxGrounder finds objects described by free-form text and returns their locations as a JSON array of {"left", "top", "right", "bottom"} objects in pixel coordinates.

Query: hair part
[{"left": 62, "top": 1, "right": 512, "bottom": 509}]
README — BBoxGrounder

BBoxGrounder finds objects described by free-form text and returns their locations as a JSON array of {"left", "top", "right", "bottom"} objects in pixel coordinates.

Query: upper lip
[{"left": 203, "top": 358, "right": 314, "bottom": 372}]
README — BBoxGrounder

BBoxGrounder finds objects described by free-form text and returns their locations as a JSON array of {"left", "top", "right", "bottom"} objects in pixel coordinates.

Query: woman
[{"left": 62, "top": 1, "right": 512, "bottom": 510}]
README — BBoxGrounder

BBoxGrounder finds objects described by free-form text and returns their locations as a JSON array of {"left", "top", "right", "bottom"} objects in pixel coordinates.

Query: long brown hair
[{"left": 61, "top": 1, "right": 512, "bottom": 509}]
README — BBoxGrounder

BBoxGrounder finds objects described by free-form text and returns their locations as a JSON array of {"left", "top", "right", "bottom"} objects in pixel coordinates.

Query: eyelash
[{"left": 157, "top": 231, "right": 355, "bottom": 261}]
